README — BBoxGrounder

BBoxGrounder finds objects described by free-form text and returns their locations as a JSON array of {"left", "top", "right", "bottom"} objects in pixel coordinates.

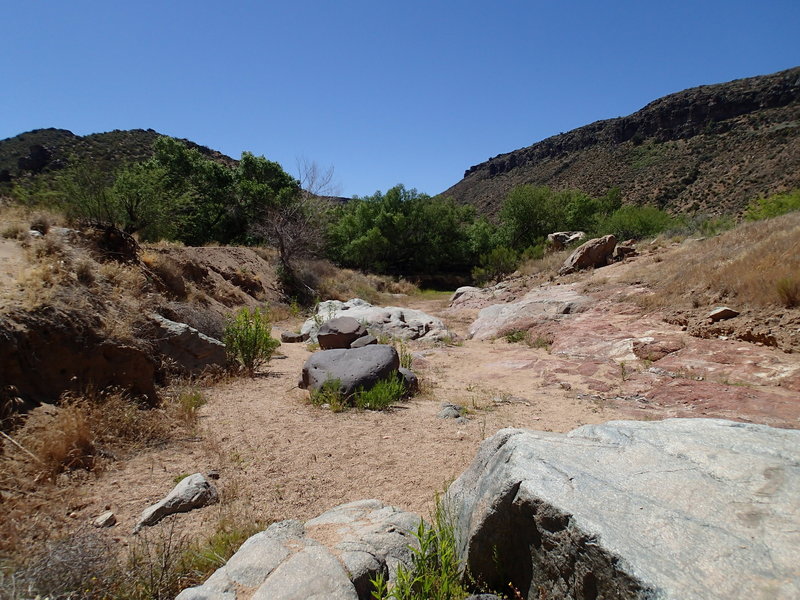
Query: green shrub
[
  {"left": 223, "top": 307, "right": 280, "bottom": 376},
  {"left": 309, "top": 378, "right": 347, "bottom": 412},
  {"left": 595, "top": 205, "right": 674, "bottom": 240},
  {"left": 471, "top": 246, "right": 518, "bottom": 285},
  {"left": 354, "top": 376, "right": 406, "bottom": 410},
  {"left": 371, "top": 497, "right": 467, "bottom": 600},
  {"left": 744, "top": 189, "right": 800, "bottom": 221}
]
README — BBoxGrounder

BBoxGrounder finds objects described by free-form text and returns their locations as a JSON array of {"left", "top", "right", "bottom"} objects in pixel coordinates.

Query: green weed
[{"left": 223, "top": 307, "right": 281, "bottom": 376}]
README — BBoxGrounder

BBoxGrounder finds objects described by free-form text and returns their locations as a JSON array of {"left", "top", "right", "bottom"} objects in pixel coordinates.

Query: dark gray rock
[
  {"left": 438, "top": 402, "right": 463, "bottom": 419},
  {"left": 559, "top": 234, "right": 617, "bottom": 275},
  {"left": 350, "top": 334, "right": 378, "bottom": 348},
  {"left": 150, "top": 314, "right": 227, "bottom": 374},
  {"left": 299, "top": 345, "right": 399, "bottom": 397},
  {"left": 446, "top": 418, "right": 800, "bottom": 600},
  {"left": 318, "top": 316, "right": 367, "bottom": 349},
  {"left": 280, "top": 330, "right": 308, "bottom": 343},
  {"left": 176, "top": 499, "right": 421, "bottom": 600},
  {"left": 398, "top": 367, "right": 418, "bottom": 393},
  {"left": 134, "top": 473, "right": 218, "bottom": 533}
]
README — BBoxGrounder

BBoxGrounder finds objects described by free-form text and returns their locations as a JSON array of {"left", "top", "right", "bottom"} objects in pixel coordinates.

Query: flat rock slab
[
  {"left": 446, "top": 418, "right": 800, "bottom": 600},
  {"left": 150, "top": 314, "right": 227, "bottom": 373},
  {"left": 468, "top": 283, "right": 590, "bottom": 340},
  {"left": 300, "top": 345, "right": 400, "bottom": 397},
  {"left": 176, "top": 499, "right": 421, "bottom": 600},
  {"left": 318, "top": 316, "right": 367, "bottom": 349},
  {"left": 134, "top": 473, "right": 218, "bottom": 533},
  {"left": 302, "top": 298, "right": 451, "bottom": 342}
]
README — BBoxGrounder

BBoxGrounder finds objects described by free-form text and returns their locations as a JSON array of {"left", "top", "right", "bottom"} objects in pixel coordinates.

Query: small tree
[{"left": 223, "top": 307, "right": 280, "bottom": 376}]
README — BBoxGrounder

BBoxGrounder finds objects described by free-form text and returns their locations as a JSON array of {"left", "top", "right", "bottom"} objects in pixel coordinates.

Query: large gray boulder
[
  {"left": 317, "top": 316, "right": 367, "bottom": 349},
  {"left": 559, "top": 234, "right": 617, "bottom": 274},
  {"left": 301, "top": 299, "right": 450, "bottom": 342},
  {"left": 176, "top": 499, "right": 421, "bottom": 600},
  {"left": 134, "top": 473, "right": 218, "bottom": 533},
  {"left": 299, "top": 345, "right": 400, "bottom": 397},
  {"left": 446, "top": 419, "right": 800, "bottom": 600},
  {"left": 150, "top": 313, "right": 227, "bottom": 373},
  {"left": 467, "top": 283, "right": 589, "bottom": 340}
]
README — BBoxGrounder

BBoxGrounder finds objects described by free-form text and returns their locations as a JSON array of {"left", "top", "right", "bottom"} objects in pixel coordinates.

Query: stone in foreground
[
  {"left": 176, "top": 499, "right": 421, "bottom": 600},
  {"left": 150, "top": 314, "right": 227, "bottom": 373},
  {"left": 709, "top": 306, "right": 740, "bottom": 322},
  {"left": 134, "top": 473, "right": 218, "bottom": 533},
  {"left": 299, "top": 345, "right": 400, "bottom": 397},
  {"left": 446, "top": 418, "right": 800, "bottom": 600}
]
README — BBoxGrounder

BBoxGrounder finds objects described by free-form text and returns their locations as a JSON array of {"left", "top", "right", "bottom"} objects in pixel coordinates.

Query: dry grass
[
  {"left": 517, "top": 248, "right": 572, "bottom": 280},
  {"left": 623, "top": 212, "right": 800, "bottom": 309},
  {"left": 295, "top": 258, "right": 418, "bottom": 304}
]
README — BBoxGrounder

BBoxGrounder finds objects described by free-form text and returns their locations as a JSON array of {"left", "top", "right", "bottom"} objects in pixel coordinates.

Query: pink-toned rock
[{"left": 559, "top": 235, "right": 617, "bottom": 275}]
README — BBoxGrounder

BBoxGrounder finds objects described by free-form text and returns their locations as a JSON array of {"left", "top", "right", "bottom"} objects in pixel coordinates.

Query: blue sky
[{"left": 3, "top": 1, "right": 798, "bottom": 197}]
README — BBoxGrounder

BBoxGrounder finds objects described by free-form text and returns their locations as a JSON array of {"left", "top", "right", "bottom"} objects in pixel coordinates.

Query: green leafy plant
[
  {"left": 309, "top": 378, "right": 347, "bottom": 412},
  {"left": 223, "top": 307, "right": 280, "bottom": 376},
  {"left": 371, "top": 497, "right": 467, "bottom": 600},
  {"left": 355, "top": 376, "right": 406, "bottom": 410},
  {"left": 744, "top": 189, "right": 800, "bottom": 221},
  {"left": 504, "top": 329, "right": 526, "bottom": 344}
]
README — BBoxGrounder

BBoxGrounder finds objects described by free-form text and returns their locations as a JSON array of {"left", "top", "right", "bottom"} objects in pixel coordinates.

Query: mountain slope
[
  {"left": 0, "top": 128, "right": 235, "bottom": 185},
  {"left": 443, "top": 67, "right": 800, "bottom": 216}
]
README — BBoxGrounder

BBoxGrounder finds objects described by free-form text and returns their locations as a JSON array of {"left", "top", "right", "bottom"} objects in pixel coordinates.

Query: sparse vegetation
[
  {"left": 355, "top": 376, "right": 407, "bottom": 410},
  {"left": 744, "top": 188, "right": 800, "bottom": 221},
  {"left": 371, "top": 497, "right": 468, "bottom": 600},
  {"left": 223, "top": 307, "right": 281, "bottom": 376}
]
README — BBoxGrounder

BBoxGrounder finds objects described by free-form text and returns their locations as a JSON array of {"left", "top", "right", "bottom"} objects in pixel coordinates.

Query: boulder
[
  {"left": 350, "top": 334, "right": 378, "bottom": 348},
  {"left": 467, "top": 283, "right": 590, "bottom": 340},
  {"left": 547, "top": 231, "right": 586, "bottom": 251},
  {"left": 299, "top": 345, "right": 400, "bottom": 397},
  {"left": 612, "top": 242, "right": 637, "bottom": 261},
  {"left": 176, "top": 499, "right": 421, "bottom": 600},
  {"left": 317, "top": 316, "right": 367, "bottom": 349},
  {"left": 149, "top": 314, "right": 227, "bottom": 374},
  {"left": 301, "top": 299, "right": 450, "bottom": 343},
  {"left": 134, "top": 473, "right": 218, "bottom": 533},
  {"left": 280, "top": 330, "right": 308, "bottom": 343},
  {"left": 446, "top": 419, "right": 800, "bottom": 600},
  {"left": 558, "top": 234, "right": 617, "bottom": 275}
]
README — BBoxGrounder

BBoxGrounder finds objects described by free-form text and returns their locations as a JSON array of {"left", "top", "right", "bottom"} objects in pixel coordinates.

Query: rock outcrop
[
  {"left": 134, "top": 473, "right": 218, "bottom": 533},
  {"left": 0, "top": 306, "right": 157, "bottom": 407},
  {"left": 299, "top": 345, "right": 400, "bottom": 397},
  {"left": 547, "top": 231, "right": 586, "bottom": 251},
  {"left": 176, "top": 499, "right": 421, "bottom": 600},
  {"left": 467, "top": 283, "right": 590, "bottom": 340},
  {"left": 301, "top": 299, "right": 450, "bottom": 343},
  {"left": 558, "top": 234, "right": 617, "bottom": 275},
  {"left": 446, "top": 418, "right": 800, "bottom": 600},
  {"left": 149, "top": 314, "right": 227, "bottom": 374}
]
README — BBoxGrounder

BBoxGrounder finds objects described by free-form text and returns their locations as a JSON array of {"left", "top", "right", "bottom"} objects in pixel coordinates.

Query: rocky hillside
[
  {"left": 0, "top": 128, "right": 235, "bottom": 185},
  {"left": 443, "top": 66, "right": 800, "bottom": 217}
]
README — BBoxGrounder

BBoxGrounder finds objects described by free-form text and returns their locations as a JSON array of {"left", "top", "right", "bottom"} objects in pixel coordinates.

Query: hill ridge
[{"left": 443, "top": 66, "right": 800, "bottom": 216}]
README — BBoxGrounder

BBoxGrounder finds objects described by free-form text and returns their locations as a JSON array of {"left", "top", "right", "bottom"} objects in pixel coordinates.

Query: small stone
[
  {"left": 93, "top": 511, "right": 117, "bottom": 528},
  {"left": 559, "top": 382, "right": 572, "bottom": 390},
  {"left": 207, "top": 469, "right": 220, "bottom": 480}
]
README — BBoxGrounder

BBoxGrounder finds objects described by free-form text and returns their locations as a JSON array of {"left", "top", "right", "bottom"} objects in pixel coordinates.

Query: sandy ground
[{"left": 73, "top": 260, "right": 800, "bottom": 550}]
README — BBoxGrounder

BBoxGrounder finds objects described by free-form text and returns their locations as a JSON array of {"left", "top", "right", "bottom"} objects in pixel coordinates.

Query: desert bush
[
  {"left": 354, "top": 376, "right": 406, "bottom": 410},
  {"left": 744, "top": 188, "right": 800, "bottom": 221},
  {"left": 371, "top": 497, "right": 467, "bottom": 600},
  {"left": 223, "top": 307, "right": 281, "bottom": 376},
  {"left": 141, "top": 251, "right": 187, "bottom": 298},
  {"left": 595, "top": 204, "right": 675, "bottom": 240},
  {"left": 309, "top": 378, "right": 348, "bottom": 412},
  {"left": 471, "top": 246, "right": 518, "bottom": 285},
  {"left": 776, "top": 277, "right": 800, "bottom": 308}
]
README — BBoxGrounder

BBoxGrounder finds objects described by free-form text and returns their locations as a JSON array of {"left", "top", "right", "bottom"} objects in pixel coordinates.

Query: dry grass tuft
[
  {"left": 623, "top": 212, "right": 800, "bottom": 310},
  {"left": 517, "top": 248, "right": 573, "bottom": 280}
]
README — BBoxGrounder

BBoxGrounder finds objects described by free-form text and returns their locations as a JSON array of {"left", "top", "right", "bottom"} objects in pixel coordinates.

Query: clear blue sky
[{"left": 3, "top": 1, "right": 798, "bottom": 197}]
